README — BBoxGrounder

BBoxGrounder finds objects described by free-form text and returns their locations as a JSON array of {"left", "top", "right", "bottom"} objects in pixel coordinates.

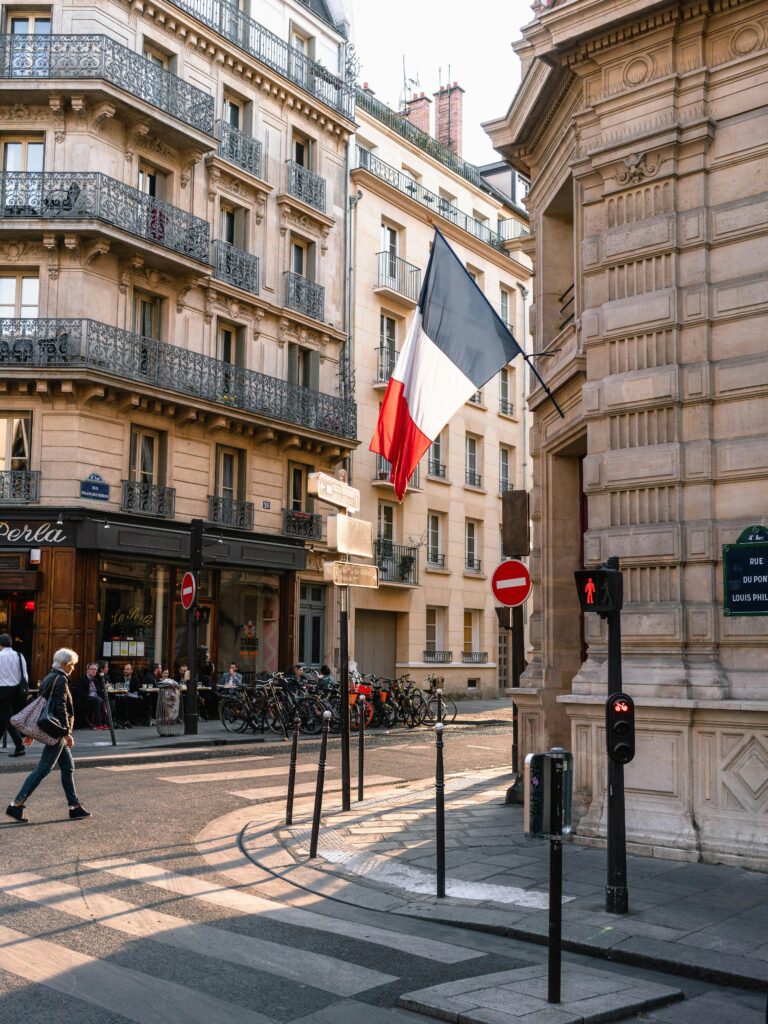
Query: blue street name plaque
[{"left": 80, "top": 472, "right": 110, "bottom": 502}]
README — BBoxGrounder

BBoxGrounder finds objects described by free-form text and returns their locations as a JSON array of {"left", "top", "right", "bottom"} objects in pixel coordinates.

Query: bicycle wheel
[
  {"left": 295, "top": 697, "right": 324, "bottom": 734},
  {"left": 422, "top": 695, "right": 458, "bottom": 724},
  {"left": 220, "top": 698, "right": 249, "bottom": 733}
]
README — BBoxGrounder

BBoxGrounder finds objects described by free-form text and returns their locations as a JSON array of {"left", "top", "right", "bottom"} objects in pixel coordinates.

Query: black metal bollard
[
  {"left": 309, "top": 710, "right": 332, "bottom": 859},
  {"left": 435, "top": 721, "right": 446, "bottom": 898},
  {"left": 548, "top": 757, "right": 565, "bottom": 1004},
  {"left": 436, "top": 687, "right": 443, "bottom": 724},
  {"left": 285, "top": 716, "right": 301, "bottom": 826},
  {"left": 357, "top": 694, "right": 365, "bottom": 802}
]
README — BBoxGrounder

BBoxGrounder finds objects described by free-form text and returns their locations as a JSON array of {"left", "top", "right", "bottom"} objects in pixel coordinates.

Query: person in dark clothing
[
  {"left": 196, "top": 647, "right": 218, "bottom": 720},
  {"left": 316, "top": 664, "right": 335, "bottom": 692},
  {"left": 142, "top": 663, "right": 162, "bottom": 688},
  {"left": 5, "top": 647, "right": 90, "bottom": 822},
  {"left": 0, "top": 633, "right": 28, "bottom": 757},
  {"left": 77, "top": 662, "right": 108, "bottom": 729}
]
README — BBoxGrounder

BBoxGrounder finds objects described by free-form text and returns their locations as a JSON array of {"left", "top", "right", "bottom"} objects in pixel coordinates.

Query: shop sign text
[{"left": 0, "top": 520, "right": 69, "bottom": 546}]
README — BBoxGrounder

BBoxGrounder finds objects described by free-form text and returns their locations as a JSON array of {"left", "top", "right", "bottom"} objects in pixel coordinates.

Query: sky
[{"left": 345, "top": 0, "right": 533, "bottom": 166}]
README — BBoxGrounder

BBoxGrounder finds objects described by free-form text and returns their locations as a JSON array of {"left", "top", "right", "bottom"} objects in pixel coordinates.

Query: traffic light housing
[
  {"left": 574, "top": 567, "right": 623, "bottom": 615},
  {"left": 606, "top": 692, "right": 635, "bottom": 764}
]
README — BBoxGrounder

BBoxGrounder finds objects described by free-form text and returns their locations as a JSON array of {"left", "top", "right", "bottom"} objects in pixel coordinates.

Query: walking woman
[{"left": 5, "top": 648, "right": 90, "bottom": 823}]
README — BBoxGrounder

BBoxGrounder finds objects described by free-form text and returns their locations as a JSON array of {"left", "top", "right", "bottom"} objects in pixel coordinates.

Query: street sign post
[
  {"left": 308, "top": 472, "right": 360, "bottom": 513},
  {"left": 180, "top": 571, "right": 196, "bottom": 611},
  {"left": 324, "top": 561, "right": 379, "bottom": 588},
  {"left": 327, "top": 514, "right": 373, "bottom": 557},
  {"left": 491, "top": 559, "right": 532, "bottom": 608},
  {"left": 184, "top": 519, "right": 204, "bottom": 735}
]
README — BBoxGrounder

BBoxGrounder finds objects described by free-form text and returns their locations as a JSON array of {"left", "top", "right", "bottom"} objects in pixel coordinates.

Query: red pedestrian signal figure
[{"left": 584, "top": 577, "right": 596, "bottom": 604}]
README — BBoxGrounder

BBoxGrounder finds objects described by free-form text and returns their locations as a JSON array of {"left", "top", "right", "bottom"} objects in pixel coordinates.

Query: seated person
[
  {"left": 316, "top": 664, "right": 335, "bottom": 692},
  {"left": 76, "top": 661, "right": 108, "bottom": 729},
  {"left": 283, "top": 664, "right": 305, "bottom": 694},
  {"left": 175, "top": 662, "right": 190, "bottom": 684},
  {"left": 115, "top": 662, "right": 147, "bottom": 725},
  {"left": 142, "top": 663, "right": 162, "bottom": 688},
  {"left": 219, "top": 662, "right": 242, "bottom": 690}
]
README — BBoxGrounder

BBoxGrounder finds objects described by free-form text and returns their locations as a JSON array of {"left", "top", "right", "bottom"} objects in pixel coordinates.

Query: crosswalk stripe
[
  {"left": 85, "top": 857, "right": 482, "bottom": 964},
  {"left": 158, "top": 764, "right": 334, "bottom": 784},
  {"left": 230, "top": 775, "right": 400, "bottom": 801},
  {"left": 99, "top": 754, "right": 279, "bottom": 773},
  {"left": 0, "top": 923, "right": 276, "bottom": 1024},
  {"left": 0, "top": 872, "right": 395, "bottom": 996}
]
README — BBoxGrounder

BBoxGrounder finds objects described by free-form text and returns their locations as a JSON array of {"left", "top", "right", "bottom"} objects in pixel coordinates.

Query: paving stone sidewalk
[{"left": 242, "top": 768, "right": 768, "bottom": 990}]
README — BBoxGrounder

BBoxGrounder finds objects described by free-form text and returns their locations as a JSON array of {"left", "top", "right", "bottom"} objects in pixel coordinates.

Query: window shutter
[
  {"left": 308, "top": 350, "right": 320, "bottom": 392},
  {"left": 287, "top": 343, "right": 298, "bottom": 385}
]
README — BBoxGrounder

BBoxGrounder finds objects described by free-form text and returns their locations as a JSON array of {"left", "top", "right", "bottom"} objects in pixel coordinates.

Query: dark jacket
[{"left": 40, "top": 669, "right": 74, "bottom": 735}]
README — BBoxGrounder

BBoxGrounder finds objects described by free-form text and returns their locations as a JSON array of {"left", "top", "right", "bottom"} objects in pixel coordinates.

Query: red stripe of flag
[{"left": 370, "top": 379, "right": 431, "bottom": 501}]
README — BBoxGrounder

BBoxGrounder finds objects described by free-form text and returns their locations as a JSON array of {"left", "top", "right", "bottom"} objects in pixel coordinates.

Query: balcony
[
  {"left": 499, "top": 480, "right": 514, "bottom": 496},
  {"left": 218, "top": 120, "right": 263, "bottom": 178},
  {"left": 355, "top": 148, "right": 507, "bottom": 253},
  {"left": 213, "top": 240, "right": 259, "bottom": 295},
  {"left": 0, "top": 469, "right": 39, "bottom": 503},
  {"left": 462, "top": 651, "right": 489, "bottom": 664},
  {"left": 287, "top": 161, "right": 326, "bottom": 213},
  {"left": 426, "top": 551, "right": 445, "bottom": 568},
  {"left": 122, "top": 480, "right": 175, "bottom": 518},
  {"left": 427, "top": 459, "right": 446, "bottom": 479},
  {"left": 0, "top": 172, "right": 210, "bottom": 264},
  {"left": 0, "top": 318, "right": 357, "bottom": 440},
  {"left": 284, "top": 271, "right": 324, "bottom": 322},
  {"left": 282, "top": 508, "right": 322, "bottom": 541},
  {"left": 465, "top": 556, "right": 482, "bottom": 573},
  {"left": 497, "top": 218, "right": 529, "bottom": 242},
  {"left": 374, "top": 539, "right": 419, "bottom": 585},
  {"left": 375, "top": 345, "right": 397, "bottom": 384},
  {"left": 559, "top": 283, "right": 575, "bottom": 332},
  {"left": 424, "top": 650, "right": 452, "bottom": 664},
  {"left": 0, "top": 34, "right": 215, "bottom": 139},
  {"left": 208, "top": 495, "right": 254, "bottom": 530},
  {"left": 375, "top": 251, "right": 421, "bottom": 305},
  {"left": 166, "top": 0, "right": 354, "bottom": 120},
  {"left": 465, "top": 468, "right": 482, "bottom": 488},
  {"left": 375, "top": 455, "right": 419, "bottom": 489},
  {"left": 499, "top": 397, "right": 515, "bottom": 416}
]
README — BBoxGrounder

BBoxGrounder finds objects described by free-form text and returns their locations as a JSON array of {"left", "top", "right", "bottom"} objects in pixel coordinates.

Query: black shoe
[
  {"left": 69, "top": 805, "right": 91, "bottom": 820},
  {"left": 5, "top": 804, "right": 28, "bottom": 823},
  {"left": 9, "top": 748, "right": 25, "bottom": 758}
]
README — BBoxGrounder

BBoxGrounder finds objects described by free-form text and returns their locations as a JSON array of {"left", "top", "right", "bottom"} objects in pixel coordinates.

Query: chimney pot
[{"left": 433, "top": 80, "right": 464, "bottom": 156}]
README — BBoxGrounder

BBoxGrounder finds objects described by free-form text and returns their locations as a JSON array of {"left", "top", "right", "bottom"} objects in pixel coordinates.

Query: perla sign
[{"left": 0, "top": 520, "right": 69, "bottom": 546}]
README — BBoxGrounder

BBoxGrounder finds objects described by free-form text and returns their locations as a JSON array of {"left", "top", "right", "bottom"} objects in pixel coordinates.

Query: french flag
[{"left": 371, "top": 230, "right": 526, "bottom": 500}]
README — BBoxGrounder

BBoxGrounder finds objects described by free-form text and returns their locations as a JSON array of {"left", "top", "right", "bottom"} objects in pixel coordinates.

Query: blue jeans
[{"left": 14, "top": 738, "right": 78, "bottom": 807}]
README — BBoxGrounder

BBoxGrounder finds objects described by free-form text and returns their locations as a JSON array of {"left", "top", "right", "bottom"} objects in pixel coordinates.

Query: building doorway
[
  {"left": 0, "top": 593, "right": 34, "bottom": 670},
  {"left": 298, "top": 583, "right": 325, "bottom": 669},
  {"left": 354, "top": 610, "right": 396, "bottom": 679}
]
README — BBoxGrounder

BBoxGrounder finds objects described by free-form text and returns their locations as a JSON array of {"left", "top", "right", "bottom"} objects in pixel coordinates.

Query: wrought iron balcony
[
  {"left": 213, "top": 240, "right": 259, "bottom": 295},
  {"left": 499, "top": 479, "right": 514, "bottom": 496},
  {"left": 499, "top": 397, "right": 514, "bottom": 416},
  {"left": 284, "top": 271, "right": 324, "bottom": 322},
  {"left": 167, "top": 0, "right": 354, "bottom": 119},
  {"left": 0, "top": 318, "right": 356, "bottom": 440},
  {"left": 376, "top": 251, "right": 421, "bottom": 302},
  {"left": 0, "top": 34, "right": 215, "bottom": 137},
  {"left": 282, "top": 508, "right": 322, "bottom": 540},
  {"left": 465, "top": 556, "right": 482, "bottom": 572},
  {"left": 427, "top": 459, "right": 446, "bottom": 479},
  {"left": 424, "top": 650, "right": 452, "bottom": 664},
  {"left": 0, "top": 172, "right": 210, "bottom": 263},
  {"left": 287, "top": 160, "right": 326, "bottom": 213},
  {"left": 375, "top": 455, "right": 419, "bottom": 489},
  {"left": 426, "top": 551, "right": 445, "bottom": 568},
  {"left": 465, "top": 468, "right": 482, "bottom": 488},
  {"left": 374, "top": 538, "right": 419, "bottom": 585},
  {"left": 376, "top": 345, "right": 397, "bottom": 384},
  {"left": 122, "top": 480, "right": 175, "bottom": 518},
  {"left": 0, "top": 469, "right": 39, "bottom": 503},
  {"left": 218, "top": 120, "right": 262, "bottom": 177},
  {"left": 559, "top": 283, "right": 575, "bottom": 332},
  {"left": 462, "top": 651, "right": 489, "bottom": 664},
  {"left": 208, "top": 494, "right": 254, "bottom": 530},
  {"left": 498, "top": 217, "right": 529, "bottom": 241},
  {"left": 355, "top": 148, "right": 507, "bottom": 253}
]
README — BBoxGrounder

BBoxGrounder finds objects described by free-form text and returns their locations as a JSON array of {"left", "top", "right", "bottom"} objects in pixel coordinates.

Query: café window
[
  {"left": 0, "top": 414, "right": 31, "bottom": 470},
  {"left": 129, "top": 427, "right": 165, "bottom": 486},
  {"left": 0, "top": 273, "right": 38, "bottom": 317},
  {"left": 218, "top": 570, "right": 280, "bottom": 675},
  {"left": 98, "top": 558, "right": 171, "bottom": 671}
]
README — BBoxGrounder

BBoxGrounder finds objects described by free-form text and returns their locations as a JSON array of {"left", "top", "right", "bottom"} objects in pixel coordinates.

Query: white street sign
[
  {"left": 327, "top": 514, "right": 373, "bottom": 557},
  {"left": 323, "top": 561, "right": 379, "bottom": 588},
  {"left": 308, "top": 472, "right": 360, "bottom": 513}
]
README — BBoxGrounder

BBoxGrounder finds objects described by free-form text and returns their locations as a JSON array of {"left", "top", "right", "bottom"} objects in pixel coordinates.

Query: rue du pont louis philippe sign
[{"left": 723, "top": 525, "right": 768, "bottom": 616}]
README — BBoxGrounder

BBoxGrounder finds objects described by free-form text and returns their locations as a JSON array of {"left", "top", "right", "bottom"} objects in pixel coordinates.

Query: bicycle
[{"left": 418, "top": 674, "right": 457, "bottom": 724}]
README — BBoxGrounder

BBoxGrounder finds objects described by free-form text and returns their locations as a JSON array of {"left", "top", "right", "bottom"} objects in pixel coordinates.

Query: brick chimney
[
  {"left": 433, "top": 82, "right": 464, "bottom": 156},
  {"left": 404, "top": 92, "right": 431, "bottom": 135}
]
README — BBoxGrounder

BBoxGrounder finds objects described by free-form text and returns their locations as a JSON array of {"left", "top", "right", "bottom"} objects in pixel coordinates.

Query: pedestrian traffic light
[
  {"left": 606, "top": 693, "right": 635, "bottom": 764},
  {"left": 574, "top": 567, "right": 623, "bottom": 614}
]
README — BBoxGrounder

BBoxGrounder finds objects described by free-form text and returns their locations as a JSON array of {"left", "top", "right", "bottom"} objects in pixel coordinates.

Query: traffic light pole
[
  {"left": 184, "top": 518, "right": 204, "bottom": 735},
  {"left": 605, "top": 556, "right": 628, "bottom": 914}
]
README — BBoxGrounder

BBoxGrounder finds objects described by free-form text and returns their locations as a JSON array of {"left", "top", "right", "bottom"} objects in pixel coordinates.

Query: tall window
[
  {"left": 143, "top": 43, "right": 170, "bottom": 69},
  {"left": 499, "top": 446, "right": 512, "bottom": 494},
  {"left": 378, "top": 502, "right": 394, "bottom": 544},
  {"left": 426, "top": 606, "right": 445, "bottom": 653},
  {"left": 427, "top": 512, "right": 442, "bottom": 565},
  {"left": 223, "top": 95, "right": 242, "bottom": 129},
  {"left": 0, "top": 274, "right": 38, "bottom": 317},
  {"left": 134, "top": 292, "right": 161, "bottom": 339},
  {"left": 0, "top": 415, "right": 31, "bottom": 471},
  {"left": 465, "top": 520, "right": 480, "bottom": 571},
  {"left": 292, "top": 130, "right": 312, "bottom": 169},
  {"left": 465, "top": 434, "right": 480, "bottom": 487},
  {"left": 288, "top": 463, "right": 311, "bottom": 512},
  {"left": 381, "top": 222, "right": 399, "bottom": 286},
  {"left": 428, "top": 433, "right": 444, "bottom": 477},
  {"left": 138, "top": 161, "right": 164, "bottom": 199},
  {"left": 500, "top": 287, "right": 511, "bottom": 326},
  {"left": 215, "top": 445, "right": 242, "bottom": 502},
  {"left": 463, "top": 610, "right": 478, "bottom": 654},
  {"left": 129, "top": 427, "right": 160, "bottom": 485},
  {"left": 287, "top": 343, "right": 319, "bottom": 391},
  {"left": 499, "top": 367, "right": 513, "bottom": 415},
  {"left": 2, "top": 136, "right": 43, "bottom": 172}
]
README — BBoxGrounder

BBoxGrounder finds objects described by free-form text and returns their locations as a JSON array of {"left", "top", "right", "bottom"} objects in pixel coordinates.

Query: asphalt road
[{"left": 0, "top": 726, "right": 762, "bottom": 1024}]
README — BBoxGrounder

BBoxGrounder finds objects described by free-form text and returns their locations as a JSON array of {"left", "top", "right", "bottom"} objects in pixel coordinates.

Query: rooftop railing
[
  {"left": 213, "top": 240, "right": 259, "bottom": 295},
  {"left": 0, "top": 171, "right": 210, "bottom": 263},
  {"left": 287, "top": 160, "right": 326, "bottom": 213},
  {"left": 218, "top": 120, "right": 262, "bottom": 177},
  {"left": 0, "top": 318, "right": 357, "bottom": 440},
  {"left": 0, "top": 34, "right": 215, "bottom": 136}
]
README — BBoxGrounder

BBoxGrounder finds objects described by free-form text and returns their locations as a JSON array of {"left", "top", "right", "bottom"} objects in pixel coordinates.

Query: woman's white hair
[{"left": 52, "top": 648, "right": 79, "bottom": 669}]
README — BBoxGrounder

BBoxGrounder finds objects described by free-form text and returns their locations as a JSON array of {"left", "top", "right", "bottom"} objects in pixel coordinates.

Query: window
[
  {"left": 499, "top": 367, "right": 513, "bottom": 415},
  {"left": 379, "top": 313, "right": 396, "bottom": 380},
  {"left": 292, "top": 130, "right": 312, "bottom": 170},
  {"left": 215, "top": 445, "right": 243, "bottom": 501},
  {"left": 0, "top": 415, "right": 31, "bottom": 470},
  {"left": 138, "top": 161, "right": 165, "bottom": 200},
  {"left": 378, "top": 501, "right": 394, "bottom": 544},
  {"left": 465, "top": 520, "right": 481, "bottom": 571},
  {"left": 218, "top": 321, "right": 242, "bottom": 397},
  {"left": 2, "top": 136, "right": 43, "bottom": 172},
  {"left": 290, "top": 236, "right": 316, "bottom": 281},
  {"left": 0, "top": 274, "right": 38, "bottom": 317},
  {"left": 223, "top": 95, "right": 243, "bottom": 129},
  {"left": 287, "top": 343, "right": 319, "bottom": 391},
  {"left": 427, "top": 512, "right": 443, "bottom": 566},
  {"left": 463, "top": 610, "right": 479, "bottom": 654},
  {"left": 220, "top": 202, "right": 246, "bottom": 248},
  {"left": 381, "top": 222, "right": 399, "bottom": 286},
  {"left": 500, "top": 287, "right": 512, "bottom": 327},
  {"left": 465, "top": 434, "right": 481, "bottom": 487},
  {"left": 133, "top": 292, "right": 162, "bottom": 340},
  {"left": 8, "top": 12, "right": 51, "bottom": 33},
  {"left": 129, "top": 427, "right": 161, "bottom": 485},
  {"left": 290, "top": 26, "right": 313, "bottom": 57},
  {"left": 428, "top": 433, "right": 445, "bottom": 477},
  {"left": 499, "top": 446, "right": 513, "bottom": 494},
  {"left": 143, "top": 43, "right": 170, "bottom": 69},
  {"left": 288, "top": 463, "right": 311, "bottom": 512},
  {"left": 426, "top": 606, "right": 445, "bottom": 653},
  {"left": 438, "top": 189, "right": 458, "bottom": 221},
  {"left": 466, "top": 264, "right": 483, "bottom": 289}
]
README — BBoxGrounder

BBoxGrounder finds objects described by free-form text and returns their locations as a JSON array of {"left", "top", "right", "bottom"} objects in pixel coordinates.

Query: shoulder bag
[{"left": 10, "top": 673, "right": 66, "bottom": 745}]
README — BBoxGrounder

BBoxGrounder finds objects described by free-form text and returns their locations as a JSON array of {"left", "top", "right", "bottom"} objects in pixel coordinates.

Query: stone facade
[{"left": 485, "top": 0, "right": 768, "bottom": 867}]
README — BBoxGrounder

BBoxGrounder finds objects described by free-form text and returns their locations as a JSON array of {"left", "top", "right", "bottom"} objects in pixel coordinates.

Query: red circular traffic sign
[
  {"left": 491, "top": 559, "right": 531, "bottom": 607},
  {"left": 180, "top": 571, "right": 196, "bottom": 610}
]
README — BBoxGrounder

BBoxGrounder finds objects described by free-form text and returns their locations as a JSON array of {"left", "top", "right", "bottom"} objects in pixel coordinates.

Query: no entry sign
[
  {"left": 492, "top": 559, "right": 531, "bottom": 607},
  {"left": 181, "top": 571, "right": 196, "bottom": 610}
]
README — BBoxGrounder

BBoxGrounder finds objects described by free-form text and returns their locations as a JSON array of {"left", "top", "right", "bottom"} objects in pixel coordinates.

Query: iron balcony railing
[
  {"left": 426, "top": 551, "right": 445, "bottom": 568},
  {"left": 0, "top": 318, "right": 357, "bottom": 440},
  {"left": 0, "top": 34, "right": 215, "bottom": 136},
  {"left": 282, "top": 508, "right": 322, "bottom": 540},
  {"left": 208, "top": 494, "right": 254, "bottom": 530},
  {"left": 376, "top": 345, "right": 397, "bottom": 383},
  {"left": 559, "top": 283, "right": 575, "bottom": 332},
  {"left": 122, "top": 480, "right": 175, "bottom": 518},
  {"left": 462, "top": 651, "right": 489, "bottom": 664},
  {"left": 218, "top": 120, "right": 262, "bottom": 177},
  {"left": 499, "top": 397, "right": 514, "bottom": 416},
  {"left": 0, "top": 469, "right": 39, "bottom": 503},
  {"left": 284, "top": 271, "right": 324, "bottom": 321},
  {"left": 213, "top": 240, "right": 259, "bottom": 295},
  {"left": 497, "top": 218, "right": 529, "bottom": 241},
  {"left": 376, "top": 251, "right": 421, "bottom": 302},
  {"left": 287, "top": 160, "right": 326, "bottom": 212},
  {"left": 376, "top": 455, "right": 419, "bottom": 489},
  {"left": 356, "top": 148, "right": 507, "bottom": 253},
  {"left": 167, "top": 0, "right": 354, "bottom": 119},
  {"left": 0, "top": 172, "right": 210, "bottom": 263},
  {"left": 427, "top": 459, "right": 445, "bottom": 479},
  {"left": 374, "top": 538, "right": 419, "bottom": 585},
  {"left": 499, "top": 479, "right": 514, "bottom": 496},
  {"left": 465, "top": 556, "right": 482, "bottom": 572},
  {"left": 465, "top": 468, "right": 482, "bottom": 488},
  {"left": 424, "top": 650, "right": 452, "bottom": 664}
]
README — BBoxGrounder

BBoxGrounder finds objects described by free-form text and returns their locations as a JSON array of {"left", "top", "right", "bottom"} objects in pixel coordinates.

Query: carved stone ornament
[
  {"left": 253, "top": 311, "right": 264, "bottom": 339},
  {"left": 125, "top": 120, "right": 150, "bottom": 164},
  {"left": 91, "top": 102, "right": 116, "bottom": 131},
  {"left": 616, "top": 151, "right": 659, "bottom": 184},
  {"left": 181, "top": 150, "right": 204, "bottom": 189},
  {"left": 207, "top": 165, "right": 221, "bottom": 203},
  {"left": 42, "top": 233, "right": 59, "bottom": 281},
  {"left": 119, "top": 254, "right": 145, "bottom": 294},
  {"left": 0, "top": 103, "right": 46, "bottom": 122},
  {"left": 49, "top": 94, "right": 65, "bottom": 143},
  {"left": 84, "top": 239, "right": 110, "bottom": 267},
  {"left": 204, "top": 288, "right": 217, "bottom": 324},
  {"left": 254, "top": 195, "right": 266, "bottom": 226}
]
